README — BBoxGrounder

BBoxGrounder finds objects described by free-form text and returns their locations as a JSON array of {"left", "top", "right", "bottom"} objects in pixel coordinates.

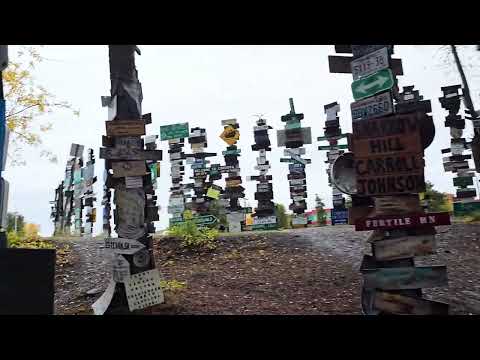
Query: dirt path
[{"left": 53, "top": 224, "right": 480, "bottom": 315}]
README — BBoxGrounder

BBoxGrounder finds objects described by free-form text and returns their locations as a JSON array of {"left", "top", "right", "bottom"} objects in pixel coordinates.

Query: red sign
[{"left": 355, "top": 212, "right": 451, "bottom": 231}]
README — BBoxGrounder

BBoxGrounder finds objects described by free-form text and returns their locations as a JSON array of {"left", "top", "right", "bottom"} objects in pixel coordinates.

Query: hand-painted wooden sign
[
  {"left": 112, "top": 160, "right": 146, "bottom": 178},
  {"left": 352, "top": 132, "right": 422, "bottom": 158},
  {"left": 363, "top": 265, "right": 448, "bottom": 290},
  {"left": 106, "top": 120, "right": 146, "bottom": 137},
  {"left": 373, "top": 234, "right": 436, "bottom": 261},
  {"left": 374, "top": 291, "right": 449, "bottom": 315},
  {"left": 100, "top": 147, "right": 162, "bottom": 161},
  {"left": 355, "top": 212, "right": 451, "bottom": 231}
]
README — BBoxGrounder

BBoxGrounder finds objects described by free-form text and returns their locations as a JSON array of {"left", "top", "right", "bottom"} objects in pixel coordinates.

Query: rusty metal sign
[
  {"left": 106, "top": 120, "right": 146, "bottom": 137},
  {"left": 355, "top": 212, "right": 451, "bottom": 231},
  {"left": 112, "top": 161, "right": 146, "bottom": 178}
]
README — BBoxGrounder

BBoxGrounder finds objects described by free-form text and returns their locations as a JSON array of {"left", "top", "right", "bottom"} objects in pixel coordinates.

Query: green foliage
[
  {"left": 425, "top": 181, "right": 451, "bottom": 212},
  {"left": 275, "top": 203, "right": 290, "bottom": 229},
  {"left": 8, "top": 224, "right": 53, "bottom": 249},
  {"left": 160, "top": 279, "right": 187, "bottom": 291},
  {"left": 460, "top": 211, "right": 480, "bottom": 223},
  {"left": 315, "top": 195, "right": 327, "bottom": 225},
  {"left": 7, "top": 212, "right": 25, "bottom": 233},
  {"left": 167, "top": 220, "right": 219, "bottom": 250}
]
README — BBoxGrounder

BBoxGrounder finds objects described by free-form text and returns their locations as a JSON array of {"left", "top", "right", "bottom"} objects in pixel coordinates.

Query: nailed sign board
[
  {"left": 363, "top": 265, "right": 448, "bottom": 290},
  {"left": 351, "top": 47, "right": 390, "bottom": 80},
  {"left": 356, "top": 212, "right": 451, "bottom": 231},
  {"left": 352, "top": 131, "right": 422, "bottom": 158},
  {"left": 106, "top": 120, "right": 146, "bottom": 137},
  {"left": 105, "top": 237, "right": 146, "bottom": 255},
  {"left": 351, "top": 68, "right": 394, "bottom": 101},
  {"left": 351, "top": 92, "right": 394, "bottom": 122},
  {"left": 277, "top": 128, "right": 312, "bottom": 147},
  {"left": 373, "top": 234, "right": 436, "bottom": 261},
  {"left": 100, "top": 147, "right": 162, "bottom": 161},
  {"left": 112, "top": 161, "right": 146, "bottom": 178},
  {"left": 374, "top": 291, "right": 449, "bottom": 315},
  {"left": 355, "top": 153, "right": 425, "bottom": 196},
  {"left": 160, "top": 122, "right": 189, "bottom": 140},
  {"left": 125, "top": 176, "right": 143, "bottom": 189}
]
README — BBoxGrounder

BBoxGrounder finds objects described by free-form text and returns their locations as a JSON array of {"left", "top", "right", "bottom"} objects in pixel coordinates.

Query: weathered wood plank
[
  {"left": 100, "top": 147, "right": 162, "bottom": 161},
  {"left": 374, "top": 291, "right": 449, "bottom": 315},
  {"left": 373, "top": 234, "right": 436, "bottom": 261},
  {"left": 111, "top": 161, "right": 147, "bottom": 178},
  {"left": 106, "top": 120, "right": 146, "bottom": 137}
]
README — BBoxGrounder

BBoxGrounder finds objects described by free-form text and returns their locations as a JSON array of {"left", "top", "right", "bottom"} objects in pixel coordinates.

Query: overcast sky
[{"left": 4, "top": 45, "right": 480, "bottom": 236}]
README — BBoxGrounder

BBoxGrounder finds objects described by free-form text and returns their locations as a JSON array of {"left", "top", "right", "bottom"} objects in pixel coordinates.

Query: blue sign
[
  {"left": 331, "top": 209, "right": 348, "bottom": 225},
  {"left": 289, "top": 163, "right": 305, "bottom": 173}
]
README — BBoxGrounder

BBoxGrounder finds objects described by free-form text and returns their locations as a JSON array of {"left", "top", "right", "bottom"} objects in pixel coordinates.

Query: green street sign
[
  {"left": 351, "top": 69, "right": 394, "bottom": 101},
  {"left": 317, "top": 134, "right": 348, "bottom": 141},
  {"left": 285, "top": 120, "right": 301, "bottom": 130},
  {"left": 252, "top": 223, "right": 278, "bottom": 231},
  {"left": 160, "top": 122, "right": 189, "bottom": 141},
  {"left": 222, "top": 149, "right": 241, "bottom": 156},
  {"left": 194, "top": 215, "right": 218, "bottom": 226},
  {"left": 318, "top": 144, "right": 349, "bottom": 150},
  {"left": 454, "top": 201, "right": 480, "bottom": 217},
  {"left": 453, "top": 176, "right": 474, "bottom": 188}
]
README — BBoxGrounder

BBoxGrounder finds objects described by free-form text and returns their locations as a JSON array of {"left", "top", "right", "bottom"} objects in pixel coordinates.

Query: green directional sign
[
  {"left": 169, "top": 214, "right": 218, "bottom": 226},
  {"left": 252, "top": 223, "right": 278, "bottom": 231},
  {"left": 453, "top": 176, "right": 474, "bottom": 188},
  {"left": 351, "top": 69, "right": 394, "bottom": 101},
  {"left": 222, "top": 149, "right": 241, "bottom": 156},
  {"left": 318, "top": 144, "right": 349, "bottom": 150},
  {"left": 317, "top": 134, "right": 348, "bottom": 141},
  {"left": 160, "top": 122, "right": 189, "bottom": 141}
]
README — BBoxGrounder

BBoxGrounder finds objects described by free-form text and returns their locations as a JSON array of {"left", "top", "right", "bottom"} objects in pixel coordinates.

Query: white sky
[{"left": 3, "top": 45, "right": 480, "bottom": 236}]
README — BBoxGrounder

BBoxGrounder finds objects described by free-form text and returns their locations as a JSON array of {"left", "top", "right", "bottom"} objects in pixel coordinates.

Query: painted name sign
[{"left": 355, "top": 212, "right": 451, "bottom": 231}]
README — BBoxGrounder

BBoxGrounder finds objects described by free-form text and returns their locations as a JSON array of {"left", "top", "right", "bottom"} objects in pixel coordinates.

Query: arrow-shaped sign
[
  {"left": 105, "top": 237, "right": 145, "bottom": 255},
  {"left": 351, "top": 69, "right": 394, "bottom": 101}
]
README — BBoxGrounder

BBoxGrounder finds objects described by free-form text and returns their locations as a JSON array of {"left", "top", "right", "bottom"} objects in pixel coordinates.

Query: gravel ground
[{"left": 52, "top": 223, "right": 480, "bottom": 315}]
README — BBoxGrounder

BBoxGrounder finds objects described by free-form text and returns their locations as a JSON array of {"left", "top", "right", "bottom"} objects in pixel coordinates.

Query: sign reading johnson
[{"left": 352, "top": 112, "right": 426, "bottom": 196}]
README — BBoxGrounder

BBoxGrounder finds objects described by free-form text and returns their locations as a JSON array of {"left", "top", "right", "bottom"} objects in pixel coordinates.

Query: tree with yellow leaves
[{"left": 2, "top": 46, "right": 79, "bottom": 165}]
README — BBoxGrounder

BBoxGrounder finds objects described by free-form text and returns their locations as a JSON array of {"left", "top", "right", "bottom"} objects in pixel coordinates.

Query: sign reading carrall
[{"left": 352, "top": 112, "right": 425, "bottom": 196}]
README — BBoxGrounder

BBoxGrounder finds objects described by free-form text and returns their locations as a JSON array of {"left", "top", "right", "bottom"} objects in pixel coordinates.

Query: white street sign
[
  {"left": 351, "top": 47, "right": 389, "bottom": 80},
  {"left": 105, "top": 237, "right": 146, "bottom": 255}
]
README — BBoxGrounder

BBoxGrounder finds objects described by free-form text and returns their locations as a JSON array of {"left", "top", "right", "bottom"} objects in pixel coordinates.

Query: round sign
[
  {"left": 133, "top": 249, "right": 150, "bottom": 268},
  {"left": 331, "top": 152, "right": 357, "bottom": 195},
  {"left": 420, "top": 114, "right": 436, "bottom": 149}
]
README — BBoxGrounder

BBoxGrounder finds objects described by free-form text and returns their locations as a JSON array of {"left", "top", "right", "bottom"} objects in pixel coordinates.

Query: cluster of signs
[
  {"left": 329, "top": 44, "right": 452, "bottom": 315},
  {"left": 277, "top": 98, "right": 311, "bottom": 227},
  {"left": 316, "top": 101, "right": 348, "bottom": 224},
  {"left": 439, "top": 85, "right": 478, "bottom": 215},
  {"left": 249, "top": 117, "right": 278, "bottom": 230}
]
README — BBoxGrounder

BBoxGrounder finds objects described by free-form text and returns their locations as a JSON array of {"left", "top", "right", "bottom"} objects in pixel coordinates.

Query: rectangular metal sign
[
  {"left": 351, "top": 47, "right": 390, "bottom": 80},
  {"left": 351, "top": 68, "right": 394, "bottom": 101},
  {"left": 160, "top": 122, "right": 189, "bottom": 140},
  {"left": 351, "top": 91, "right": 394, "bottom": 121},
  {"left": 363, "top": 265, "right": 448, "bottom": 290},
  {"left": 106, "top": 120, "right": 146, "bottom": 137},
  {"left": 355, "top": 212, "right": 451, "bottom": 231},
  {"left": 125, "top": 176, "right": 143, "bottom": 189}
]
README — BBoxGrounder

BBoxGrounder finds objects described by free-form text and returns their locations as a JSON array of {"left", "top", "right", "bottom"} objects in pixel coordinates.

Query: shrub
[
  {"left": 160, "top": 279, "right": 187, "bottom": 292},
  {"left": 8, "top": 223, "right": 53, "bottom": 249},
  {"left": 167, "top": 220, "right": 219, "bottom": 250}
]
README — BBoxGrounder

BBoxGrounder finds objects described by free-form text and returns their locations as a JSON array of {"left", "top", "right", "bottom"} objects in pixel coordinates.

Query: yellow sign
[
  {"left": 206, "top": 187, "right": 221, "bottom": 200},
  {"left": 245, "top": 213, "right": 254, "bottom": 226},
  {"left": 220, "top": 125, "right": 240, "bottom": 145}
]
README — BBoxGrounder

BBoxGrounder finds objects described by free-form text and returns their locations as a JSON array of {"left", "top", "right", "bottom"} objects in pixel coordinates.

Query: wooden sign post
[
  {"left": 277, "top": 98, "right": 311, "bottom": 228},
  {"left": 182, "top": 127, "right": 218, "bottom": 227},
  {"left": 439, "top": 85, "right": 478, "bottom": 216},
  {"left": 160, "top": 123, "right": 189, "bottom": 225},
  {"left": 95, "top": 45, "right": 163, "bottom": 315},
  {"left": 316, "top": 102, "right": 348, "bottom": 225},
  {"left": 248, "top": 117, "right": 277, "bottom": 230},
  {"left": 329, "top": 45, "right": 450, "bottom": 315},
  {"left": 219, "top": 119, "right": 245, "bottom": 232}
]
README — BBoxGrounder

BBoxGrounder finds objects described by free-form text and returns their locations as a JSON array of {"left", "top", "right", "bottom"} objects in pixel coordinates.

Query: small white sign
[
  {"left": 92, "top": 280, "right": 116, "bottom": 315},
  {"left": 112, "top": 254, "right": 131, "bottom": 283},
  {"left": 253, "top": 215, "right": 277, "bottom": 225},
  {"left": 284, "top": 148, "right": 306, "bottom": 156},
  {"left": 292, "top": 216, "right": 307, "bottom": 225},
  {"left": 125, "top": 269, "right": 164, "bottom": 312},
  {"left": 255, "top": 164, "right": 271, "bottom": 171},
  {"left": 125, "top": 176, "right": 143, "bottom": 189},
  {"left": 105, "top": 237, "right": 145, "bottom": 255}
]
